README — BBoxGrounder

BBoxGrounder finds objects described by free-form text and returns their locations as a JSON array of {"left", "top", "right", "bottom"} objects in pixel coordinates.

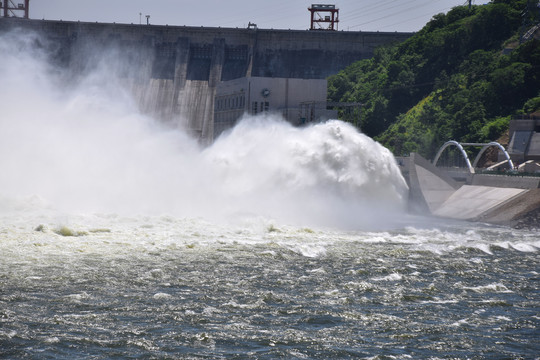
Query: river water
[
  {"left": 1, "top": 29, "right": 539, "bottom": 359},
  {"left": 1, "top": 210, "right": 539, "bottom": 359}
]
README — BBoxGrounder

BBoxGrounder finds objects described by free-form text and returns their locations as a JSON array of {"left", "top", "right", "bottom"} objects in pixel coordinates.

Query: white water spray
[{"left": 0, "top": 30, "right": 408, "bottom": 229}]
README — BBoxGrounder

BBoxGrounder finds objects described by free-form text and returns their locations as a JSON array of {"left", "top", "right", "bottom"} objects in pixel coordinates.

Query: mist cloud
[{"left": 0, "top": 29, "right": 408, "bottom": 229}]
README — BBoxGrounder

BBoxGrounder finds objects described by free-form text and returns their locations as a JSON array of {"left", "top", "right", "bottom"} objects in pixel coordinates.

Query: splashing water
[{"left": 0, "top": 29, "right": 407, "bottom": 229}]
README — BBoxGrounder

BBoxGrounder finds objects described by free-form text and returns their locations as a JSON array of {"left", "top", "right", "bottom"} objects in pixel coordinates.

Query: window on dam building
[
  {"left": 251, "top": 101, "right": 269, "bottom": 114},
  {"left": 215, "top": 95, "right": 245, "bottom": 111},
  {"left": 214, "top": 76, "right": 330, "bottom": 139}
]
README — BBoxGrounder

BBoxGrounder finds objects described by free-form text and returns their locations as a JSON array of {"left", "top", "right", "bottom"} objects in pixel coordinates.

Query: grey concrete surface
[
  {"left": 407, "top": 153, "right": 540, "bottom": 225},
  {"left": 432, "top": 185, "right": 527, "bottom": 220}
]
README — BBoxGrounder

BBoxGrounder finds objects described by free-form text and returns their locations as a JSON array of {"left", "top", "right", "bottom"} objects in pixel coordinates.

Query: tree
[{"left": 327, "top": 2, "right": 539, "bottom": 157}]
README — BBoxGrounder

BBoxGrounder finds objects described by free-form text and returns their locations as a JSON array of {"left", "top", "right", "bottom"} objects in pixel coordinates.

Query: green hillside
[{"left": 328, "top": 0, "right": 540, "bottom": 158}]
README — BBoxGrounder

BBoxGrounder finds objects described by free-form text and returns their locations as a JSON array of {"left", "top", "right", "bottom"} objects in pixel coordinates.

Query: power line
[
  {"left": 343, "top": 0, "right": 426, "bottom": 29},
  {"left": 339, "top": 0, "right": 401, "bottom": 21},
  {"left": 347, "top": 0, "right": 468, "bottom": 31},
  {"left": 376, "top": 5, "right": 456, "bottom": 30},
  {"left": 202, "top": 0, "right": 296, "bottom": 28}
]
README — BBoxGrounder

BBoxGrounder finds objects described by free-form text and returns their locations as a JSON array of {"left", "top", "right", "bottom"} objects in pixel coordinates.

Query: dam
[
  {"left": 1, "top": 15, "right": 540, "bottom": 360},
  {"left": 0, "top": 17, "right": 412, "bottom": 142}
]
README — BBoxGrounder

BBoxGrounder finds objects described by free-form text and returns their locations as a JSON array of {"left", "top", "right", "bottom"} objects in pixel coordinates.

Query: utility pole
[{"left": 468, "top": 0, "right": 472, "bottom": 10}]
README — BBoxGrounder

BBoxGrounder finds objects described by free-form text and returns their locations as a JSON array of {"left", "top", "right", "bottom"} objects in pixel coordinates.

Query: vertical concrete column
[
  {"left": 140, "top": 35, "right": 156, "bottom": 81},
  {"left": 201, "top": 38, "right": 226, "bottom": 142},
  {"left": 173, "top": 37, "right": 190, "bottom": 90},
  {"left": 171, "top": 36, "right": 191, "bottom": 120},
  {"left": 245, "top": 29, "right": 257, "bottom": 78},
  {"left": 208, "top": 38, "right": 225, "bottom": 88}
]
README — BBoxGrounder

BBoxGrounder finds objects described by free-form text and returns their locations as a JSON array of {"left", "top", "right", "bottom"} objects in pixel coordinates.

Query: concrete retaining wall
[
  {"left": 471, "top": 174, "right": 540, "bottom": 189},
  {"left": 406, "top": 153, "right": 540, "bottom": 227}
]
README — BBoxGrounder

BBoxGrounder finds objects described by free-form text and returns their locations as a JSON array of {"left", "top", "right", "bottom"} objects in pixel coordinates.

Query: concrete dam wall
[{"left": 0, "top": 17, "right": 412, "bottom": 142}]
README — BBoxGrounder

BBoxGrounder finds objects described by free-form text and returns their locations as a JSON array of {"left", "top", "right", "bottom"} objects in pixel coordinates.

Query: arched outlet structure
[
  {"left": 433, "top": 141, "right": 474, "bottom": 173},
  {"left": 433, "top": 141, "right": 515, "bottom": 173},
  {"left": 466, "top": 142, "right": 515, "bottom": 170}
]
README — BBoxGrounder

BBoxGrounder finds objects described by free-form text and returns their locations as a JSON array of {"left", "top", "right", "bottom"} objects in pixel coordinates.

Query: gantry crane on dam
[{"left": 1, "top": 0, "right": 29, "bottom": 18}]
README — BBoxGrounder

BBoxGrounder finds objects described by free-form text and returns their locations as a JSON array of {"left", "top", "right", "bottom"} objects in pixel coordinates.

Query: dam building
[
  {"left": 0, "top": 15, "right": 413, "bottom": 143},
  {"left": 214, "top": 77, "right": 336, "bottom": 138}
]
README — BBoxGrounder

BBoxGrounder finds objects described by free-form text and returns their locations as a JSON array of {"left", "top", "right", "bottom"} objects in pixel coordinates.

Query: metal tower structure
[
  {"left": 1, "top": 0, "right": 29, "bottom": 18},
  {"left": 308, "top": 4, "right": 339, "bottom": 31}
]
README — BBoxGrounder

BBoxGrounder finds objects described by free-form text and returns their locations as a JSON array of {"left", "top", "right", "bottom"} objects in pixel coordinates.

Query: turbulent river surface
[
  {"left": 1, "top": 212, "right": 539, "bottom": 359},
  {"left": 1, "top": 28, "right": 539, "bottom": 359}
]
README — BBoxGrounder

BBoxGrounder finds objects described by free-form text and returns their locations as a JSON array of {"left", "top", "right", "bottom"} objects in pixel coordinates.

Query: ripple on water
[{"left": 0, "top": 216, "right": 539, "bottom": 358}]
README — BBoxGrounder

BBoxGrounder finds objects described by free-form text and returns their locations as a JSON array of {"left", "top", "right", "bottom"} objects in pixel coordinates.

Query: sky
[{"left": 26, "top": 0, "right": 492, "bottom": 32}]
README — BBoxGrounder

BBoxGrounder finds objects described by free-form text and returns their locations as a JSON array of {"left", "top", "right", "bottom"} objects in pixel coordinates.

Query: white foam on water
[
  {"left": 153, "top": 292, "right": 172, "bottom": 300},
  {"left": 372, "top": 273, "right": 403, "bottom": 282},
  {"left": 509, "top": 243, "right": 539, "bottom": 252},
  {"left": 1, "top": 29, "right": 538, "bottom": 259},
  {"left": 285, "top": 243, "right": 328, "bottom": 258},
  {"left": 462, "top": 283, "right": 513, "bottom": 293},
  {"left": 450, "top": 318, "right": 470, "bottom": 327}
]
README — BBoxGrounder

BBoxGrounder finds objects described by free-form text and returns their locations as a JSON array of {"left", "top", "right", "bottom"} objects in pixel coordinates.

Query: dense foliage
[{"left": 328, "top": 0, "right": 540, "bottom": 157}]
